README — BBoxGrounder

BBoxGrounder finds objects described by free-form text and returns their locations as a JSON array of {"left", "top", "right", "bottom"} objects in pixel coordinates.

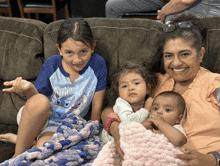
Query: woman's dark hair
[
  {"left": 57, "top": 17, "right": 95, "bottom": 48},
  {"left": 156, "top": 14, "right": 206, "bottom": 73},
  {"left": 108, "top": 59, "right": 157, "bottom": 106},
  {"left": 163, "top": 14, "right": 206, "bottom": 53}
]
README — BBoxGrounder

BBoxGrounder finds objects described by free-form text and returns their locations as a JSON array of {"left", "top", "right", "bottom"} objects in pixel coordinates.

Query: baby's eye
[
  {"left": 135, "top": 82, "right": 140, "bottom": 85},
  {"left": 152, "top": 107, "right": 158, "bottom": 111},
  {"left": 165, "top": 108, "right": 171, "bottom": 112},
  {"left": 81, "top": 50, "right": 87, "bottom": 54}
]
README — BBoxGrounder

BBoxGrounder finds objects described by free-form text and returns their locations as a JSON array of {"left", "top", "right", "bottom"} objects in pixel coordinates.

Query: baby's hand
[
  {"left": 107, "top": 112, "right": 120, "bottom": 120},
  {"left": 148, "top": 114, "right": 165, "bottom": 128},
  {"left": 3, "top": 77, "right": 32, "bottom": 93}
]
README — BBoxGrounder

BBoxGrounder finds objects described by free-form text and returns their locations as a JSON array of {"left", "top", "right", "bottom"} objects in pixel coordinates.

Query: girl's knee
[{"left": 24, "top": 94, "right": 50, "bottom": 115}]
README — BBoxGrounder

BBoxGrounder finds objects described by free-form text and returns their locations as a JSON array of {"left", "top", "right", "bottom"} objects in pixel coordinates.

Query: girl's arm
[
  {"left": 157, "top": 0, "right": 197, "bottom": 22},
  {"left": 149, "top": 116, "right": 187, "bottom": 147},
  {"left": 91, "top": 89, "right": 106, "bottom": 122}
]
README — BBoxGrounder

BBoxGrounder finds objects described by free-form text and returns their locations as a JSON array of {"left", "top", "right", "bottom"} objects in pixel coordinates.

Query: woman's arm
[
  {"left": 176, "top": 149, "right": 217, "bottom": 166},
  {"left": 157, "top": 0, "right": 197, "bottom": 22},
  {"left": 91, "top": 89, "right": 106, "bottom": 122}
]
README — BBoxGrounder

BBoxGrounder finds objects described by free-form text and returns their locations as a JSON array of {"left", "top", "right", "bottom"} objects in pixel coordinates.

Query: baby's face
[
  {"left": 118, "top": 71, "right": 148, "bottom": 105},
  {"left": 150, "top": 95, "right": 181, "bottom": 126}
]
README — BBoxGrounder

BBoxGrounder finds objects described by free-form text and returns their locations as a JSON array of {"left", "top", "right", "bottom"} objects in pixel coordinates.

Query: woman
[{"left": 101, "top": 14, "right": 220, "bottom": 165}]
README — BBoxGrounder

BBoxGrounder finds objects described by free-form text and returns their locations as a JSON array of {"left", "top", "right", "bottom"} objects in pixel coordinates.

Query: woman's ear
[{"left": 199, "top": 47, "right": 205, "bottom": 63}]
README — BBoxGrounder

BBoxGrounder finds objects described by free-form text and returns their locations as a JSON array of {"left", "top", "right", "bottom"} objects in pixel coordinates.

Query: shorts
[{"left": 17, "top": 106, "right": 58, "bottom": 140}]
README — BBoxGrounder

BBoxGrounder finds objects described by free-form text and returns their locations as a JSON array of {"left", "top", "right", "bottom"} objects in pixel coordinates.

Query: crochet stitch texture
[{"left": 93, "top": 122, "right": 185, "bottom": 166}]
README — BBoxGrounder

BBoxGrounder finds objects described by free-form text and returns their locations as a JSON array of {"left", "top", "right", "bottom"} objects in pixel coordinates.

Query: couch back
[{"left": 0, "top": 16, "right": 220, "bottom": 125}]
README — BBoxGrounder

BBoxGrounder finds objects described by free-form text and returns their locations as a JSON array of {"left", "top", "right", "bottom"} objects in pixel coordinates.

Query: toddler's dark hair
[
  {"left": 108, "top": 59, "right": 157, "bottom": 106},
  {"left": 153, "top": 91, "right": 186, "bottom": 114},
  {"left": 57, "top": 17, "right": 95, "bottom": 48}
]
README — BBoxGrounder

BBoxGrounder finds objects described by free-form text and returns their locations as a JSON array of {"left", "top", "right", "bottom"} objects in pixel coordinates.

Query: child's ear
[
  {"left": 55, "top": 44, "right": 62, "bottom": 55},
  {"left": 175, "top": 114, "right": 183, "bottom": 124},
  {"left": 91, "top": 42, "right": 97, "bottom": 53}
]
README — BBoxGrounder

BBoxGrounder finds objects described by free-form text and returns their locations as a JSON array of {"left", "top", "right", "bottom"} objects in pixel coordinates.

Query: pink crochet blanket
[{"left": 93, "top": 123, "right": 185, "bottom": 166}]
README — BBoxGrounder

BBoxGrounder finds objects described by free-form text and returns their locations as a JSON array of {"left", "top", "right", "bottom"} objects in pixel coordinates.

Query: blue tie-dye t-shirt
[{"left": 34, "top": 54, "right": 107, "bottom": 127}]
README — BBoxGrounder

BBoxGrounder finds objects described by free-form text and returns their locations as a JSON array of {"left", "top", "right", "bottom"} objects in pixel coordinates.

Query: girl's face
[
  {"left": 118, "top": 71, "right": 149, "bottom": 105},
  {"left": 163, "top": 37, "right": 205, "bottom": 85},
  {"left": 57, "top": 37, "right": 96, "bottom": 73}
]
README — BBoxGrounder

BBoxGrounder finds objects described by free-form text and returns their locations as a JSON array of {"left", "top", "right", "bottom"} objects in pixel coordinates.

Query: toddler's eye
[
  {"left": 122, "top": 85, "right": 127, "bottom": 88},
  {"left": 135, "top": 82, "right": 140, "bottom": 85}
]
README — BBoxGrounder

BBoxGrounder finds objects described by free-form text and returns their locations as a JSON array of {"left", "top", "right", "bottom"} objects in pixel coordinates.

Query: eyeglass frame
[{"left": 163, "top": 21, "right": 194, "bottom": 33}]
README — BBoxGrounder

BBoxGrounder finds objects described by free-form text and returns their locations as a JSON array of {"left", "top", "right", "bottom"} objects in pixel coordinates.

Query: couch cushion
[
  {"left": 44, "top": 18, "right": 164, "bottom": 77},
  {"left": 0, "top": 17, "right": 47, "bottom": 124},
  {"left": 200, "top": 17, "right": 220, "bottom": 74}
]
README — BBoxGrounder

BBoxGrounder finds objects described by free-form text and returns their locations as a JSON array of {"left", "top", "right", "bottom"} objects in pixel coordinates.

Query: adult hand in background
[{"left": 176, "top": 149, "right": 217, "bottom": 166}]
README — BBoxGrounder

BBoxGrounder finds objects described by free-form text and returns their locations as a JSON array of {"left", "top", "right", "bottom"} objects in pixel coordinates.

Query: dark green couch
[{"left": 0, "top": 16, "right": 220, "bottom": 162}]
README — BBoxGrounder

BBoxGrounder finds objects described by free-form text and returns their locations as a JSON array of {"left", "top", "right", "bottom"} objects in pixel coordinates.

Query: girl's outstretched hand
[
  {"left": 176, "top": 149, "right": 217, "bottom": 166},
  {"left": 3, "top": 77, "right": 33, "bottom": 93}
]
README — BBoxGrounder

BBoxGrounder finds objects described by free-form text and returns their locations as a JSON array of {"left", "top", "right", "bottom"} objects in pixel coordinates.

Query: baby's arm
[
  {"left": 149, "top": 115, "right": 187, "bottom": 147},
  {"left": 91, "top": 89, "right": 106, "bottom": 122},
  {"left": 2, "top": 77, "right": 38, "bottom": 99}
]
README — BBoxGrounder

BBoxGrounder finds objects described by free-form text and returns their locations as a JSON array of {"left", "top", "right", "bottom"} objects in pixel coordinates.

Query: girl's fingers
[
  {"left": 2, "top": 87, "right": 14, "bottom": 92},
  {"left": 3, "top": 80, "right": 14, "bottom": 86}
]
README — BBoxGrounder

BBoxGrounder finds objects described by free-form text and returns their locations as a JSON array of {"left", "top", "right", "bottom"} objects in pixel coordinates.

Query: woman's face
[{"left": 163, "top": 37, "right": 205, "bottom": 84}]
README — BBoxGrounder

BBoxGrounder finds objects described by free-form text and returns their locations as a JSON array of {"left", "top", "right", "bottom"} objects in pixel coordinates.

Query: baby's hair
[
  {"left": 154, "top": 91, "right": 186, "bottom": 114},
  {"left": 57, "top": 17, "right": 95, "bottom": 48},
  {"left": 108, "top": 59, "right": 157, "bottom": 106}
]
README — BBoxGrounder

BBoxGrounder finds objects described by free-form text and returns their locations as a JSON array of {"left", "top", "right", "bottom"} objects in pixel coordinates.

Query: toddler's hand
[{"left": 3, "top": 77, "right": 32, "bottom": 93}]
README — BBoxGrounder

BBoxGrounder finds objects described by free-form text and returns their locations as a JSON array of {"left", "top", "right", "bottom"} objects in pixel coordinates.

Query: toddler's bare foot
[{"left": 0, "top": 133, "right": 17, "bottom": 144}]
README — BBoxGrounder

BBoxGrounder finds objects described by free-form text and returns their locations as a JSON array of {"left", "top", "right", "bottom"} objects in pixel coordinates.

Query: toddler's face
[
  {"left": 150, "top": 95, "right": 182, "bottom": 126},
  {"left": 118, "top": 71, "right": 148, "bottom": 106},
  {"left": 57, "top": 37, "right": 95, "bottom": 73}
]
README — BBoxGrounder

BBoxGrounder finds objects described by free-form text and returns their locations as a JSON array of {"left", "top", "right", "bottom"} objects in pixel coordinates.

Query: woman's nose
[{"left": 172, "top": 56, "right": 182, "bottom": 66}]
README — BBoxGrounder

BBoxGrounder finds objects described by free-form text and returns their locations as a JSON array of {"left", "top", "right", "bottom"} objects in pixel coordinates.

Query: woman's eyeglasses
[{"left": 163, "top": 21, "right": 194, "bottom": 33}]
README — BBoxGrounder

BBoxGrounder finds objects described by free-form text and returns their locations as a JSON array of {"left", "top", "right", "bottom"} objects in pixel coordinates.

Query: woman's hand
[
  {"left": 3, "top": 77, "right": 33, "bottom": 93},
  {"left": 176, "top": 149, "right": 217, "bottom": 166},
  {"left": 157, "top": 10, "right": 166, "bottom": 22}
]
